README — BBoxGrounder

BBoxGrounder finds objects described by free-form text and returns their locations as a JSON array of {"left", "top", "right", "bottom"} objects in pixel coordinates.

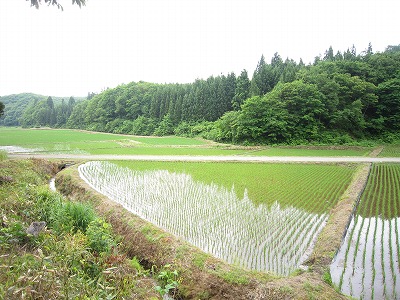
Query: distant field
[
  {"left": 88, "top": 147, "right": 247, "bottom": 156},
  {"left": 131, "top": 136, "right": 206, "bottom": 145},
  {"left": 113, "top": 160, "right": 356, "bottom": 213},
  {"left": 0, "top": 127, "right": 126, "bottom": 145},
  {"left": 245, "top": 147, "right": 370, "bottom": 157},
  {"left": 0, "top": 127, "right": 379, "bottom": 157},
  {"left": 379, "top": 144, "right": 400, "bottom": 157},
  {"left": 0, "top": 127, "right": 215, "bottom": 154}
]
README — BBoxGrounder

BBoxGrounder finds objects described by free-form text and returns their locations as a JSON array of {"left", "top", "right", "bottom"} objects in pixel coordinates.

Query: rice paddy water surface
[
  {"left": 331, "top": 164, "right": 400, "bottom": 300},
  {"left": 79, "top": 161, "right": 355, "bottom": 275}
]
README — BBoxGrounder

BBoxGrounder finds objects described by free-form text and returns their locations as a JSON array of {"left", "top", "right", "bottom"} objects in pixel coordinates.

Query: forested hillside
[
  {"left": 0, "top": 94, "right": 85, "bottom": 127},
  {"left": 1, "top": 44, "right": 400, "bottom": 144},
  {"left": 0, "top": 93, "right": 44, "bottom": 126}
]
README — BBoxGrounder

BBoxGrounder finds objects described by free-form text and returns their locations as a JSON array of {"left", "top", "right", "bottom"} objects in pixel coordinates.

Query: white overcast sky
[{"left": 0, "top": 0, "right": 399, "bottom": 97}]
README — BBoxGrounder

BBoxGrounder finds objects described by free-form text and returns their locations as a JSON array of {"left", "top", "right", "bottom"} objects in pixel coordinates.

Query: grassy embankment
[{"left": 0, "top": 154, "right": 161, "bottom": 299}]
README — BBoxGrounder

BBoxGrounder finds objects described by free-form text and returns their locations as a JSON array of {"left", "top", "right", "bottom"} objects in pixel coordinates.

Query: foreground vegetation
[{"left": 0, "top": 156, "right": 161, "bottom": 299}]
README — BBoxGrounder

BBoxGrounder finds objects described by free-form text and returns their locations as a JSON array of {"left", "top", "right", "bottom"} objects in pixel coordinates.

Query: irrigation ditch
[{"left": 48, "top": 158, "right": 375, "bottom": 300}]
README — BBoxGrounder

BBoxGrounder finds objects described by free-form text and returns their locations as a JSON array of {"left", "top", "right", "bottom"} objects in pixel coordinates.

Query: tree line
[
  {"left": 2, "top": 44, "right": 400, "bottom": 144},
  {"left": 0, "top": 94, "right": 86, "bottom": 127},
  {"left": 20, "top": 96, "right": 77, "bottom": 128}
]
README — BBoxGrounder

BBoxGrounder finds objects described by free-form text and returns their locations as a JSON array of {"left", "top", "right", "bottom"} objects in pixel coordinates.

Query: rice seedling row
[
  {"left": 78, "top": 161, "right": 350, "bottom": 275},
  {"left": 331, "top": 163, "right": 400, "bottom": 300},
  {"left": 379, "top": 145, "right": 400, "bottom": 157},
  {"left": 114, "top": 161, "right": 355, "bottom": 214},
  {"left": 359, "top": 176, "right": 376, "bottom": 299}
]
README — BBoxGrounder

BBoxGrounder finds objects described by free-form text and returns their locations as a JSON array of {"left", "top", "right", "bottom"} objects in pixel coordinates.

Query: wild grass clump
[
  {"left": 32, "top": 189, "right": 117, "bottom": 255},
  {"left": 0, "top": 150, "right": 7, "bottom": 161},
  {"left": 86, "top": 218, "right": 116, "bottom": 254},
  {"left": 32, "top": 187, "right": 97, "bottom": 235}
]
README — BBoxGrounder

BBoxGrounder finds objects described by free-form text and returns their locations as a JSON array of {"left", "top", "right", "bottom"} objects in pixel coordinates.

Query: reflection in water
[
  {"left": 79, "top": 161, "right": 327, "bottom": 275},
  {"left": 49, "top": 178, "right": 56, "bottom": 191},
  {"left": 331, "top": 215, "right": 400, "bottom": 300},
  {"left": 0, "top": 145, "right": 40, "bottom": 153}
]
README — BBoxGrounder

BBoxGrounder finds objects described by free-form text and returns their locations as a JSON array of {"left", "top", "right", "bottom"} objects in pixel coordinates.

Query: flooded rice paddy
[
  {"left": 331, "top": 163, "right": 400, "bottom": 300},
  {"left": 79, "top": 161, "right": 328, "bottom": 275}
]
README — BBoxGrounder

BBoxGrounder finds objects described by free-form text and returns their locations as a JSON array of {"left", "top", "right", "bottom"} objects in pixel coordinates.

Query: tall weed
[
  {"left": 58, "top": 201, "right": 96, "bottom": 233},
  {"left": 33, "top": 187, "right": 63, "bottom": 224},
  {"left": 0, "top": 151, "right": 7, "bottom": 161},
  {"left": 33, "top": 187, "right": 96, "bottom": 234}
]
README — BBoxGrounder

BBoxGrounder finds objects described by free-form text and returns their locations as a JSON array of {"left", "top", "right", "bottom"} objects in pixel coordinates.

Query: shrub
[
  {"left": 58, "top": 201, "right": 96, "bottom": 233},
  {"left": 174, "top": 121, "right": 192, "bottom": 137}
]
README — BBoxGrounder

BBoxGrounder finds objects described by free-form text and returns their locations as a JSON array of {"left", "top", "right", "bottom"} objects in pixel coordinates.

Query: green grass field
[
  {"left": 0, "top": 127, "right": 208, "bottom": 145},
  {"left": 243, "top": 147, "right": 370, "bottom": 157},
  {"left": 0, "top": 127, "right": 378, "bottom": 157},
  {"left": 113, "top": 160, "right": 357, "bottom": 213},
  {"left": 0, "top": 127, "right": 223, "bottom": 155}
]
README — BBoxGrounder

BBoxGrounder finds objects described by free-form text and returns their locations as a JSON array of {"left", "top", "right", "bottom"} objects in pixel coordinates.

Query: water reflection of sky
[
  {"left": 0, "top": 145, "right": 40, "bottom": 153},
  {"left": 80, "top": 161, "right": 328, "bottom": 275},
  {"left": 331, "top": 215, "right": 400, "bottom": 300}
]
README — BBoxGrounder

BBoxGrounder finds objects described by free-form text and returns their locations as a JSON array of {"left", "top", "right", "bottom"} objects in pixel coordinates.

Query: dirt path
[
  {"left": 9, "top": 153, "right": 400, "bottom": 163},
  {"left": 368, "top": 146, "right": 384, "bottom": 157}
]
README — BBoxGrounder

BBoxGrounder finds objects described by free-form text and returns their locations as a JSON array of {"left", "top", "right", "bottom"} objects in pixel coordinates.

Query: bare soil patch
[{"left": 368, "top": 146, "right": 384, "bottom": 157}]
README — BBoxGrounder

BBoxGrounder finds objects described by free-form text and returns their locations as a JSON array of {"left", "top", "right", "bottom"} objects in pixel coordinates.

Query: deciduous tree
[{"left": 28, "top": 0, "right": 86, "bottom": 10}]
